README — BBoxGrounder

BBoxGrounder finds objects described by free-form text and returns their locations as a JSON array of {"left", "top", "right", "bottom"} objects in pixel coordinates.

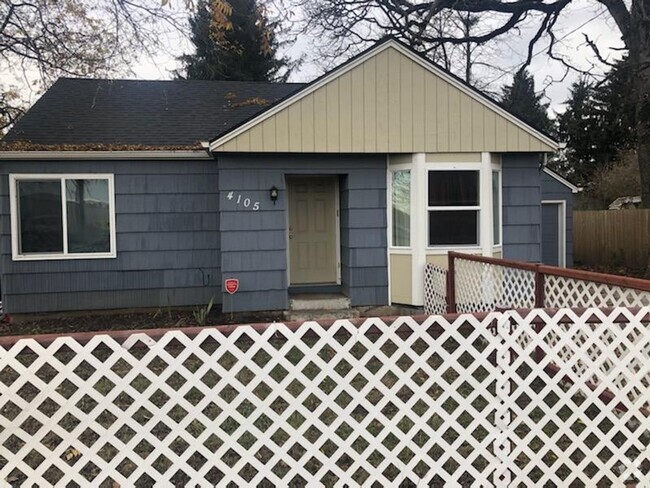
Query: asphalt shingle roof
[{"left": 2, "top": 78, "right": 305, "bottom": 147}]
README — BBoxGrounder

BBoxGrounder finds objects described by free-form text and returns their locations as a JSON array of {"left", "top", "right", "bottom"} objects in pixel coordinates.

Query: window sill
[
  {"left": 12, "top": 252, "right": 117, "bottom": 262},
  {"left": 426, "top": 246, "right": 482, "bottom": 254}
]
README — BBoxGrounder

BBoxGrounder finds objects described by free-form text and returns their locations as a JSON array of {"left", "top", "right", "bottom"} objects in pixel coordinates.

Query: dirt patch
[{"left": 0, "top": 306, "right": 284, "bottom": 338}]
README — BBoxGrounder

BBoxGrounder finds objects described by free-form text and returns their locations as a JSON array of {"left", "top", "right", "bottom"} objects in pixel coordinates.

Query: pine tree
[
  {"left": 177, "top": 0, "right": 291, "bottom": 81},
  {"left": 501, "top": 69, "right": 553, "bottom": 134},
  {"left": 556, "top": 60, "right": 636, "bottom": 185}
]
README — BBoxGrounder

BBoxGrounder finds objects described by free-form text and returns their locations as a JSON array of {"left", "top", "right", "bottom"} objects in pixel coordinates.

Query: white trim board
[
  {"left": 0, "top": 150, "right": 212, "bottom": 160},
  {"left": 209, "top": 39, "right": 561, "bottom": 152}
]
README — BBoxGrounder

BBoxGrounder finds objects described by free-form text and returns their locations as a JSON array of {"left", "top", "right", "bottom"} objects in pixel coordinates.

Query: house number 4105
[{"left": 226, "top": 191, "right": 260, "bottom": 211}]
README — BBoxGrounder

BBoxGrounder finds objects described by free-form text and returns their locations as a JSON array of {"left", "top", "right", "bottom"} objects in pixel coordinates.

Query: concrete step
[
  {"left": 289, "top": 293, "right": 351, "bottom": 311},
  {"left": 284, "top": 308, "right": 360, "bottom": 322}
]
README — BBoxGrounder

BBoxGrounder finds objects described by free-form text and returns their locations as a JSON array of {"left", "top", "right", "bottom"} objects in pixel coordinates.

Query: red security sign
[{"left": 224, "top": 278, "right": 239, "bottom": 295}]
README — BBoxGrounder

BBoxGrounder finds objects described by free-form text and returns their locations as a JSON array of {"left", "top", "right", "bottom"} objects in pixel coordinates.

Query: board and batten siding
[
  {"left": 0, "top": 159, "right": 221, "bottom": 313},
  {"left": 541, "top": 171, "right": 573, "bottom": 266},
  {"left": 214, "top": 47, "right": 555, "bottom": 154},
  {"left": 217, "top": 154, "right": 388, "bottom": 312},
  {"left": 501, "top": 154, "right": 542, "bottom": 262}
]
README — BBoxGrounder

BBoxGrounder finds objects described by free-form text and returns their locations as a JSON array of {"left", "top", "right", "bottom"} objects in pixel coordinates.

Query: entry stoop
[{"left": 285, "top": 294, "right": 359, "bottom": 322}]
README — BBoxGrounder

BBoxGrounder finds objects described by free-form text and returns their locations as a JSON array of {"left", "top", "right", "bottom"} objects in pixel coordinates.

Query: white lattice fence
[
  {"left": 454, "top": 258, "right": 536, "bottom": 313},
  {"left": 0, "top": 309, "right": 648, "bottom": 487},
  {"left": 503, "top": 307, "right": 650, "bottom": 486},
  {"left": 544, "top": 274, "right": 650, "bottom": 309},
  {"left": 423, "top": 263, "right": 447, "bottom": 315}
]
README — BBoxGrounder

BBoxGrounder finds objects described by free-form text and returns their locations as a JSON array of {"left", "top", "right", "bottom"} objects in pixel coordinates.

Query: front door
[{"left": 288, "top": 176, "right": 338, "bottom": 284}]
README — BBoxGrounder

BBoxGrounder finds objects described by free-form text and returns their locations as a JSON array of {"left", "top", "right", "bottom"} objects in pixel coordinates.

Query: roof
[
  {"left": 609, "top": 196, "right": 642, "bottom": 210},
  {"left": 210, "top": 37, "right": 560, "bottom": 152},
  {"left": 543, "top": 167, "right": 581, "bottom": 193},
  {"left": 1, "top": 79, "right": 304, "bottom": 148}
]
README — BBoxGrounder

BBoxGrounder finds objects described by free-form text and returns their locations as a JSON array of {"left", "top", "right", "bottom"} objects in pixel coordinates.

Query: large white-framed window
[
  {"left": 9, "top": 174, "right": 116, "bottom": 261},
  {"left": 427, "top": 168, "right": 480, "bottom": 247},
  {"left": 390, "top": 168, "right": 411, "bottom": 248}
]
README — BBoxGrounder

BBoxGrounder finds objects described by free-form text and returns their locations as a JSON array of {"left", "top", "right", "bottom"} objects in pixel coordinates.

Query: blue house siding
[
  {"left": 541, "top": 172, "right": 574, "bottom": 266},
  {"left": 502, "top": 154, "right": 542, "bottom": 262},
  {"left": 0, "top": 159, "right": 221, "bottom": 313},
  {"left": 217, "top": 154, "right": 388, "bottom": 312}
]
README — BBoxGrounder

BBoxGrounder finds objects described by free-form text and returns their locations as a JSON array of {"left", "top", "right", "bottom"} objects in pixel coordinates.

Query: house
[{"left": 0, "top": 38, "right": 568, "bottom": 315}]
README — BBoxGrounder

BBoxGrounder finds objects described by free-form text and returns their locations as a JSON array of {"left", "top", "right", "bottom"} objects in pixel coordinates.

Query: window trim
[
  {"left": 426, "top": 167, "right": 481, "bottom": 249},
  {"left": 492, "top": 168, "right": 503, "bottom": 247},
  {"left": 389, "top": 167, "right": 412, "bottom": 249},
  {"left": 9, "top": 174, "right": 117, "bottom": 261}
]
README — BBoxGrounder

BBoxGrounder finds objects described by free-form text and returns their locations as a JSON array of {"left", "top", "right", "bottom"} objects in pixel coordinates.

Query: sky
[{"left": 4, "top": 0, "right": 626, "bottom": 116}]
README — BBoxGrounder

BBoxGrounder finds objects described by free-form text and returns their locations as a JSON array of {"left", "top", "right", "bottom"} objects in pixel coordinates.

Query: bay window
[
  {"left": 427, "top": 170, "right": 480, "bottom": 246},
  {"left": 391, "top": 169, "right": 411, "bottom": 247}
]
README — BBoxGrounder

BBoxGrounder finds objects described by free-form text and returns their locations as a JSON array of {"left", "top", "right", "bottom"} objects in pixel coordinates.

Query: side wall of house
[
  {"left": 0, "top": 159, "right": 221, "bottom": 313},
  {"left": 501, "top": 153, "right": 542, "bottom": 262},
  {"left": 541, "top": 172, "right": 574, "bottom": 266},
  {"left": 217, "top": 154, "right": 388, "bottom": 312}
]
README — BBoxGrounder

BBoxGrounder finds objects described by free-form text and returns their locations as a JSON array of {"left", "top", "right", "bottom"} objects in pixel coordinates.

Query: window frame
[
  {"left": 426, "top": 167, "right": 481, "bottom": 249},
  {"left": 9, "top": 174, "right": 117, "bottom": 261},
  {"left": 492, "top": 168, "right": 502, "bottom": 247},
  {"left": 389, "top": 167, "right": 412, "bottom": 249}
]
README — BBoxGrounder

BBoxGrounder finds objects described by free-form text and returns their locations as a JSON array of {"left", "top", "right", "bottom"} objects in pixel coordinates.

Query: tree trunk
[{"left": 630, "top": 0, "right": 650, "bottom": 209}]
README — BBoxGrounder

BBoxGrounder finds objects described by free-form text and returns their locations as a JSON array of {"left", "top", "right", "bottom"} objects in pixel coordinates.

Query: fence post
[
  {"left": 447, "top": 252, "right": 457, "bottom": 313},
  {"left": 534, "top": 266, "right": 544, "bottom": 308},
  {"left": 534, "top": 266, "right": 545, "bottom": 363}
]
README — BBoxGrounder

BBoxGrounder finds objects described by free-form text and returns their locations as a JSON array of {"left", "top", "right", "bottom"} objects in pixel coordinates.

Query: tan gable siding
[{"left": 215, "top": 46, "right": 556, "bottom": 153}]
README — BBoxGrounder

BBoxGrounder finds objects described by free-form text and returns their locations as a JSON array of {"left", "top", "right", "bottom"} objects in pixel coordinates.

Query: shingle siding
[
  {"left": 502, "top": 154, "right": 542, "bottom": 262},
  {"left": 217, "top": 154, "right": 388, "bottom": 312},
  {"left": 0, "top": 159, "right": 221, "bottom": 313}
]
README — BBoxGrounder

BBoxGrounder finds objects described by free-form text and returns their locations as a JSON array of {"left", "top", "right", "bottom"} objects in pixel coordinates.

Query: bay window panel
[
  {"left": 428, "top": 210, "right": 478, "bottom": 246},
  {"left": 492, "top": 171, "right": 501, "bottom": 245},
  {"left": 18, "top": 180, "right": 64, "bottom": 254},
  {"left": 428, "top": 171, "right": 479, "bottom": 206},
  {"left": 391, "top": 170, "right": 410, "bottom": 247},
  {"left": 66, "top": 179, "right": 111, "bottom": 253}
]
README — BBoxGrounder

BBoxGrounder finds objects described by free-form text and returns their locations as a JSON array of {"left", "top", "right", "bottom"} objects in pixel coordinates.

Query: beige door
[{"left": 288, "top": 176, "right": 338, "bottom": 284}]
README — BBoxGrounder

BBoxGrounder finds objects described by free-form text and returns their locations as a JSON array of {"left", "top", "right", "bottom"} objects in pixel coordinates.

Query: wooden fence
[{"left": 574, "top": 209, "right": 650, "bottom": 270}]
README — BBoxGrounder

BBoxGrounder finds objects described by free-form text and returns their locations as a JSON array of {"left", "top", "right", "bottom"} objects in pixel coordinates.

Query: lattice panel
[
  {"left": 545, "top": 275, "right": 650, "bottom": 309},
  {"left": 502, "top": 307, "right": 650, "bottom": 487},
  {"left": 455, "top": 258, "right": 536, "bottom": 313},
  {"left": 0, "top": 315, "right": 504, "bottom": 487},
  {"left": 423, "top": 263, "right": 447, "bottom": 315}
]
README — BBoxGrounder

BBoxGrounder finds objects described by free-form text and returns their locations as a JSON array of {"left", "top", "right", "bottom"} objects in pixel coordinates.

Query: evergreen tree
[
  {"left": 557, "top": 60, "right": 636, "bottom": 186},
  {"left": 556, "top": 78, "right": 597, "bottom": 184},
  {"left": 501, "top": 69, "right": 553, "bottom": 134},
  {"left": 177, "top": 0, "right": 291, "bottom": 81}
]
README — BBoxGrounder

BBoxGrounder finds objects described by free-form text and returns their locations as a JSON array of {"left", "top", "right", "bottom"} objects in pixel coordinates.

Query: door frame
[
  {"left": 541, "top": 200, "right": 566, "bottom": 268},
  {"left": 285, "top": 175, "right": 341, "bottom": 286}
]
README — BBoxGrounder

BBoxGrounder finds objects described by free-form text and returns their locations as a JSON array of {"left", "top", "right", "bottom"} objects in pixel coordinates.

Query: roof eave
[{"left": 0, "top": 149, "right": 213, "bottom": 160}]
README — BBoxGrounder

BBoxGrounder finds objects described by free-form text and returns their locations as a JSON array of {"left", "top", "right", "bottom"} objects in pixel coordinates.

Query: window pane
[
  {"left": 18, "top": 181, "right": 63, "bottom": 253},
  {"left": 492, "top": 171, "right": 500, "bottom": 245},
  {"left": 391, "top": 170, "right": 410, "bottom": 246},
  {"left": 66, "top": 179, "right": 111, "bottom": 253},
  {"left": 428, "top": 171, "right": 479, "bottom": 206},
  {"left": 429, "top": 210, "right": 478, "bottom": 246}
]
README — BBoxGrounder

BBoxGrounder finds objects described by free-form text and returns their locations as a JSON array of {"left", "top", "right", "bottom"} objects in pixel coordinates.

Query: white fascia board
[
  {"left": 543, "top": 167, "right": 581, "bottom": 193},
  {"left": 0, "top": 150, "right": 212, "bottom": 160},
  {"left": 210, "top": 39, "right": 561, "bottom": 152}
]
